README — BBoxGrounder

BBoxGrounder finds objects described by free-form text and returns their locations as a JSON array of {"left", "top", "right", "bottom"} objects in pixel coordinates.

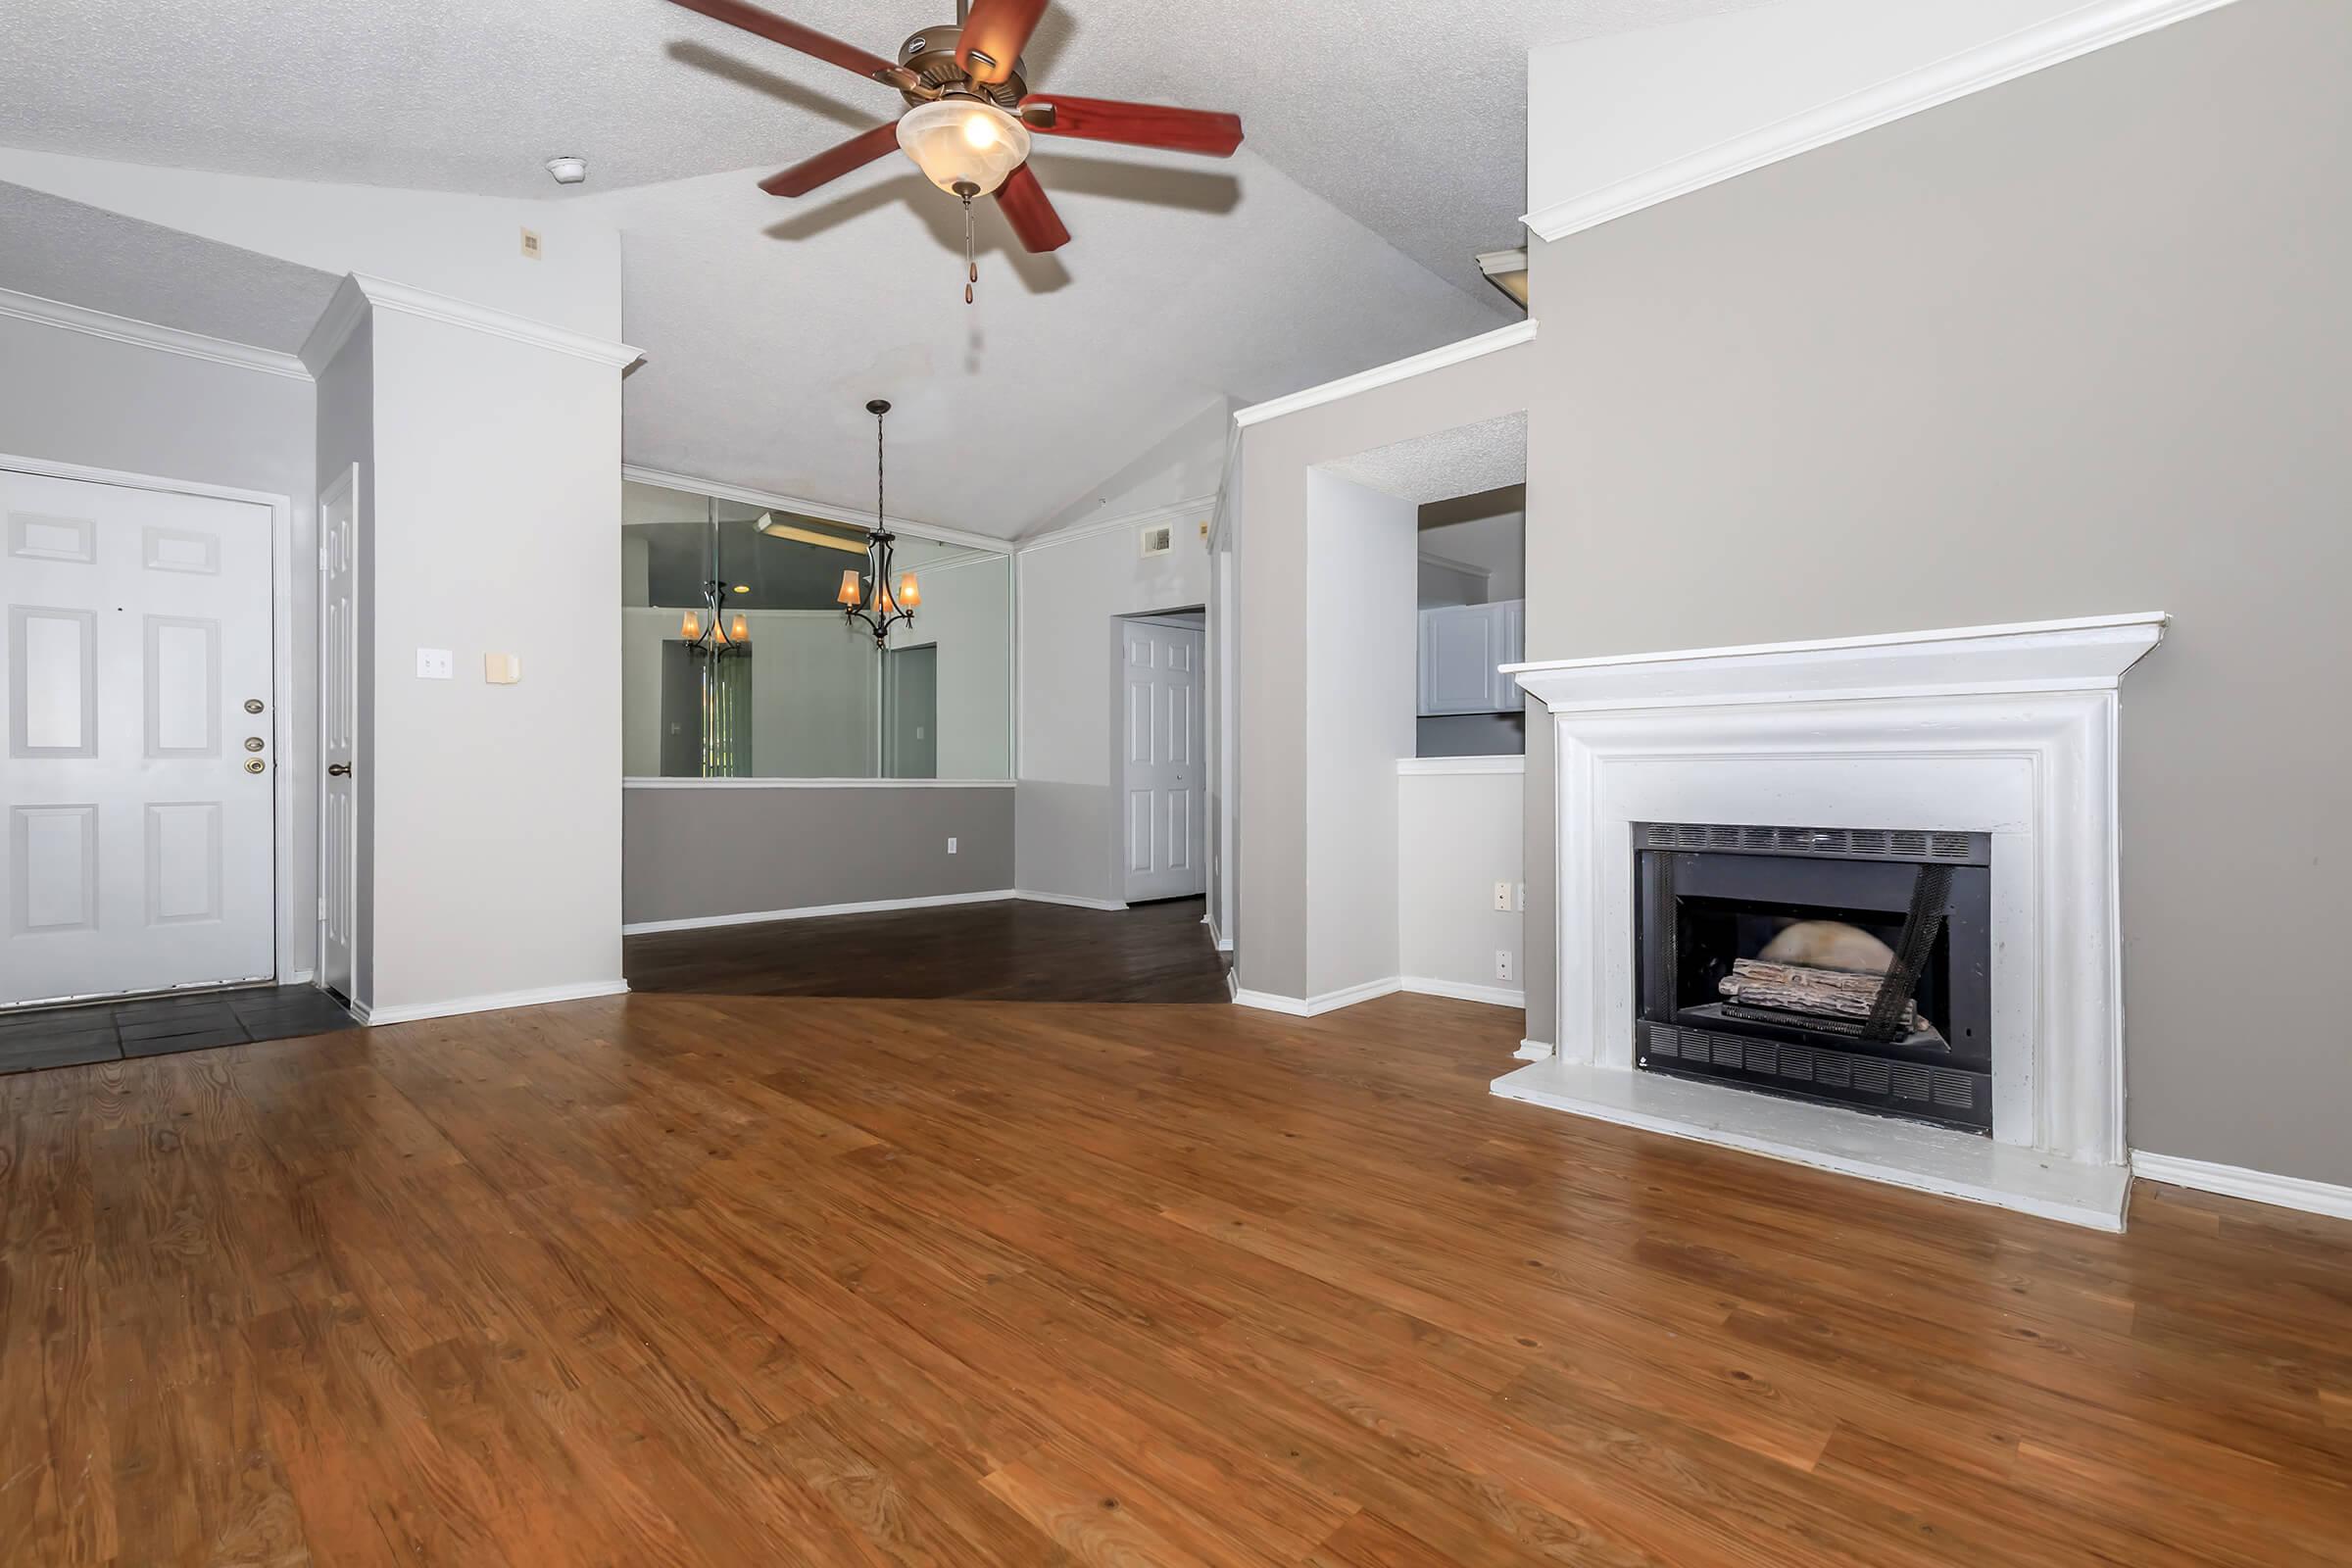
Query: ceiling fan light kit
[{"left": 666, "top": 0, "right": 1243, "bottom": 301}]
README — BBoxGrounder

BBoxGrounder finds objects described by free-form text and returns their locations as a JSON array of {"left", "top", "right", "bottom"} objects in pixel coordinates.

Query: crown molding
[
  {"left": 352, "top": 272, "right": 641, "bottom": 368},
  {"left": 298, "top": 271, "right": 643, "bottom": 375},
  {"left": 0, "top": 285, "right": 311, "bottom": 381},
  {"left": 1013, "top": 493, "right": 1217, "bottom": 555},
  {"left": 1524, "top": 0, "right": 2242, "bottom": 243},
  {"left": 1232, "top": 320, "right": 1537, "bottom": 429},
  {"left": 620, "top": 464, "right": 1010, "bottom": 556}
]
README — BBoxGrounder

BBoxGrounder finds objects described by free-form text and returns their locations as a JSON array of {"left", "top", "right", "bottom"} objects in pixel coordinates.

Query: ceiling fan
[{"left": 666, "top": 0, "right": 1243, "bottom": 298}]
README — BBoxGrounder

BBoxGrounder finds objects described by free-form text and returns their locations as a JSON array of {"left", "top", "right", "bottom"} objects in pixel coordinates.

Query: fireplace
[{"left": 1633, "top": 823, "right": 1992, "bottom": 1133}]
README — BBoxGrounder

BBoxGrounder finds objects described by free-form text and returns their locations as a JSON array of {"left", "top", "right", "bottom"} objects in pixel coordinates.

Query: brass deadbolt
[{"left": 243, "top": 758, "right": 267, "bottom": 775}]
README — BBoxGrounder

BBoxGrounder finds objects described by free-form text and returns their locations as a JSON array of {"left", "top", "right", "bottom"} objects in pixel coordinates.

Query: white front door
[
  {"left": 1, "top": 467, "right": 276, "bottom": 1007},
  {"left": 319, "top": 467, "right": 358, "bottom": 1002},
  {"left": 1121, "top": 617, "right": 1206, "bottom": 903}
]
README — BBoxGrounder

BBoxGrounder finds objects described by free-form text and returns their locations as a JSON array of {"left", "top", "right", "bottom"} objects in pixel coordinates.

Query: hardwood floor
[
  {"left": 625, "top": 894, "right": 1232, "bottom": 1003},
  {"left": 3, "top": 988, "right": 2348, "bottom": 1565}
]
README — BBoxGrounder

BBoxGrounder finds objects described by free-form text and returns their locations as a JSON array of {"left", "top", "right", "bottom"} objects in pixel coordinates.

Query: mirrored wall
[{"left": 622, "top": 480, "right": 1012, "bottom": 780}]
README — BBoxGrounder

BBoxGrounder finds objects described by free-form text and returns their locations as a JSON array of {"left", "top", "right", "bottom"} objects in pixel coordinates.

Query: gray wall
[
  {"left": 0, "top": 313, "right": 320, "bottom": 983},
  {"left": 623, "top": 785, "right": 1015, "bottom": 926},
  {"left": 1520, "top": 0, "right": 2352, "bottom": 1184},
  {"left": 1015, "top": 512, "right": 1212, "bottom": 903},
  {"left": 1236, "top": 344, "right": 1536, "bottom": 1001}
]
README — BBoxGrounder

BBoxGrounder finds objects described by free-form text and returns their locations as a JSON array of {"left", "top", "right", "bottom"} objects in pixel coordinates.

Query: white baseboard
[
  {"left": 358, "top": 979, "right": 630, "bottom": 1027},
  {"left": 1399, "top": 976, "right": 1526, "bottom": 1009},
  {"left": 622, "top": 890, "right": 1016, "bottom": 935},
  {"left": 1233, "top": 976, "right": 1402, "bottom": 1017},
  {"left": 1514, "top": 1039, "right": 1553, "bottom": 1061},
  {"left": 1012, "top": 889, "right": 1129, "bottom": 911},
  {"left": 2131, "top": 1151, "right": 2352, "bottom": 1222}
]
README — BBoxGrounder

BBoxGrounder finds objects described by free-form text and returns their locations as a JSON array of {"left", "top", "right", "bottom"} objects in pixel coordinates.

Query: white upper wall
[
  {"left": 1526, "top": 0, "right": 2240, "bottom": 240},
  {"left": 0, "top": 148, "right": 622, "bottom": 338}
]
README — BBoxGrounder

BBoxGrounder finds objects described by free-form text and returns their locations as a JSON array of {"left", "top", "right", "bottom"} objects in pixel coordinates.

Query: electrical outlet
[
  {"left": 1493, "top": 881, "right": 1513, "bottom": 911},
  {"left": 946, "top": 837, "right": 957, "bottom": 855},
  {"left": 1495, "top": 950, "right": 1515, "bottom": 983}
]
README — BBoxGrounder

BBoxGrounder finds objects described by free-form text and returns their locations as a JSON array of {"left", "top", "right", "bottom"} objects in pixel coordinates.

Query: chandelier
[
  {"left": 679, "top": 496, "right": 750, "bottom": 657},
  {"left": 837, "top": 398, "right": 921, "bottom": 644}
]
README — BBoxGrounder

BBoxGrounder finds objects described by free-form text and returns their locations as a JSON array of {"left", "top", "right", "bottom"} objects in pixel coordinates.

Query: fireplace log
[{"left": 1718, "top": 959, "right": 1919, "bottom": 1031}]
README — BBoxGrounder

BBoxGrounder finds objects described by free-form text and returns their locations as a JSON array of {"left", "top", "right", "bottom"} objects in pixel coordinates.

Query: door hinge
[
  {"left": 318, "top": 897, "right": 326, "bottom": 920},
  {"left": 318, "top": 546, "right": 328, "bottom": 571}
]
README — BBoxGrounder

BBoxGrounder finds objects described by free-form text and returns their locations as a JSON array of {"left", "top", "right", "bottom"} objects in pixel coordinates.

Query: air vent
[
  {"left": 1636, "top": 822, "right": 1989, "bottom": 865},
  {"left": 1139, "top": 523, "right": 1175, "bottom": 558}
]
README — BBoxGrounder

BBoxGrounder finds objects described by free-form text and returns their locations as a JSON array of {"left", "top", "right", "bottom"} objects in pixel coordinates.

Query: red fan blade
[
  {"left": 1020, "top": 95, "right": 1242, "bottom": 157},
  {"left": 664, "top": 0, "right": 913, "bottom": 88},
  {"left": 758, "top": 122, "right": 904, "bottom": 196},
  {"left": 956, "top": 0, "right": 1049, "bottom": 85},
  {"left": 995, "top": 164, "right": 1070, "bottom": 253}
]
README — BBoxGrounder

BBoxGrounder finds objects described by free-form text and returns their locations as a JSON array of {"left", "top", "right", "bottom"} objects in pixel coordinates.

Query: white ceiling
[
  {"left": 0, "top": 180, "right": 339, "bottom": 352},
  {"left": 593, "top": 146, "right": 1500, "bottom": 535},
  {"left": 0, "top": 0, "right": 1766, "bottom": 539},
  {"left": 1324, "top": 412, "right": 1528, "bottom": 505},
  {"left": 0, "top": 0, "right": 1767, "bottom": 295}
]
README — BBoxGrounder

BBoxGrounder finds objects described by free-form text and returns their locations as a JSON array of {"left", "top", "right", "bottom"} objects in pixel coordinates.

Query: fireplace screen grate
[
  {"left": 1640, "top": 822, "right": 1980, "bottom": 863},
  {"left": 1643, "top": 1023, "right": 1983, "bottom": 1118}
]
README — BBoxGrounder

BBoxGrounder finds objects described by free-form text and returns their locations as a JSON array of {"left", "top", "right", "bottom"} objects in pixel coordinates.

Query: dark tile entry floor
[{"left": 0, "top": 983, "right": 357, "bottom": 1075}]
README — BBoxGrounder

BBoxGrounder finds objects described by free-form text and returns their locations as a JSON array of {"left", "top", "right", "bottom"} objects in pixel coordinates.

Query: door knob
[{"left": 327, "top": 762, "right": 352, "bottom": 777}]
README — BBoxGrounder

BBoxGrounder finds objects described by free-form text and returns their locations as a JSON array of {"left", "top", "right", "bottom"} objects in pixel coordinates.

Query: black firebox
[{"left": 1633, "top": 823, "right": 1993, "bottom": 1133}]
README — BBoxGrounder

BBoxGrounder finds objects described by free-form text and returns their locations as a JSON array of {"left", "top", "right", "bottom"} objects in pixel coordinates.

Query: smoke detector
[{"left": 545, "top": 156, "right": 589, "bottom": 186}]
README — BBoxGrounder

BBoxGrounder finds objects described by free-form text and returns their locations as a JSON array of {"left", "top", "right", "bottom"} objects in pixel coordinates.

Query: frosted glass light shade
[
  {"left": 896, "top": 99, "right": 1031, "bottom": 195},
  {"left": 836, "top": 569, "right": 862, "bottom": 607},
  {"left": 895, "top": 572, "right": 921, "bottom": 610}
]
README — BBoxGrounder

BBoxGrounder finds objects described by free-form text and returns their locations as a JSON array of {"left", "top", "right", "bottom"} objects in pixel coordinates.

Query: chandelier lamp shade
[
  {"left": 681, "top": 497, "right": 752, "bottom": 657},
  {"left": 843, "top": 399, "right": 921, "bottom": 645}
]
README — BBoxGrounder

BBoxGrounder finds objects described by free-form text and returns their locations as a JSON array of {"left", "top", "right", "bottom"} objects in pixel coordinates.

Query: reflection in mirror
[{"left": 621, "top": 482, "right": 1010, "bottom": 780}]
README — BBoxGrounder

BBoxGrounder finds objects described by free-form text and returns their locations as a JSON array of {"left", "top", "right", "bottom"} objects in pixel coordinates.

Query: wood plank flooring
[
  {"left": 625, "top": 894, "right": 1232, "bottom": 1003},
  {"left": 2, "top": 989, "right": 2348, "bottom": 1565}
]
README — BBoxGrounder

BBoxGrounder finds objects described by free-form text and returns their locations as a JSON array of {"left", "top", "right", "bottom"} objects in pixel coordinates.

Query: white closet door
[
  {"left": 1121, "top": 619, "right": 1207, "bottom": 902},
  {"left": 2, "top": 468, "right": 276, "bottom": 1007}
]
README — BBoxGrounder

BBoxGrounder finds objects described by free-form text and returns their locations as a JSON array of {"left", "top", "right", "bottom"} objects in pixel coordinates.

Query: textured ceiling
[
  {"left": 592, "top": 146, "right": 1501, "bottom": 536},
  {"left": 0, "top": 180, "right": 339, "bottom": 352},
  {"left": 1324, "top": 412, "right": 1527, "bottom": 504},
  {"left": 0, "top": 0, "right": 1770, "bottom": 296}
]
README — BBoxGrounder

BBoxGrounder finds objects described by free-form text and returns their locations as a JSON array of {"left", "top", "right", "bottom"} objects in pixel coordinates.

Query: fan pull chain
[{"left": 961, "top": 193, "right": 977, "bottom": 305}]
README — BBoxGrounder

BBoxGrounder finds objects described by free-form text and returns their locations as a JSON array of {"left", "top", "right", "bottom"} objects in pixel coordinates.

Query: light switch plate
[
  {"left": 416, "top": 648, "right": 454, "bottom": 679},
  {"left": 484, "top": 653, "right": 521, "bottom": 685}
]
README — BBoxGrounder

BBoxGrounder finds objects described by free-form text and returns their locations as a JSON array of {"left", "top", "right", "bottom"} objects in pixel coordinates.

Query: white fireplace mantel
[{"left": 1497, "top": 613, "right": 2167, "bottom": 1230}]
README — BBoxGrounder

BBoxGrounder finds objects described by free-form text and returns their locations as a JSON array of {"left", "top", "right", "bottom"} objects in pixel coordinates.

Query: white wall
[
  {"left": 1014, "top": 507, "right": 1213, "bottom": 902},
  {"left": 1526, "top": 0, "right": 2238, "bottom": 238},
  {"left": 361, "top": 305, "right": 625, "bottom": 1014},
  {"left": 0, "top": 148, "right": 622, "bottom": 339},
  {"left": 1397, "top": 765, "right": 1525, "bottom": 1001},
  {"left": 0, "top": 312, "right": 320, "bottom": 983},
  {"left": 1302, "top": 469, "right": 1418, "bottom": 1001}
]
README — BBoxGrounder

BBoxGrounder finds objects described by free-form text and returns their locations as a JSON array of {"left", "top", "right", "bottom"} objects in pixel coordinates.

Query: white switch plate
[
  {"left": 416, "top": 648, "right": 454, "bottom": 679},
  {"left": 1495, "top": 950, "right": 1515, "bottom": 982},
  {"left": 1493, "top": 881, "right": 1513, "bottom": 911},
  {"left": 947, "top": 837, "right": 957, "bottom": 855}
]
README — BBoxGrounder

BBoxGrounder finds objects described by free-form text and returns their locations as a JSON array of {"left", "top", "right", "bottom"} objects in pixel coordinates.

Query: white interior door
[
  {"left": 1121, "top": 617, "right": 1207, "bottom": 903},
  {"left": 319, "top": 467, "right": 358, "bottom": 1002},
  {"left": 1, "top": 467, "right": 276, "bottom": 1007}
]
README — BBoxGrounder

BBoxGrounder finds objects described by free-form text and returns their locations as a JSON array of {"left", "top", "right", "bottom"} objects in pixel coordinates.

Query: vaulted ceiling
[{"left": 0, "top": 0, "right": 1765, "bottom": 537}]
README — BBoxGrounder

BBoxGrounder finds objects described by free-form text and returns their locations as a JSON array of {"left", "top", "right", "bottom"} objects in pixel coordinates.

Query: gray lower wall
[
  {"left": 1521, "top": 0, "right": 2352, "bottom": 1185},
  {"left": 1014, "top": 780, "right": 1114, "bottom": 903},
  {"left": 623, "top": 784, "right": 1016, "bottom": 926}
]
